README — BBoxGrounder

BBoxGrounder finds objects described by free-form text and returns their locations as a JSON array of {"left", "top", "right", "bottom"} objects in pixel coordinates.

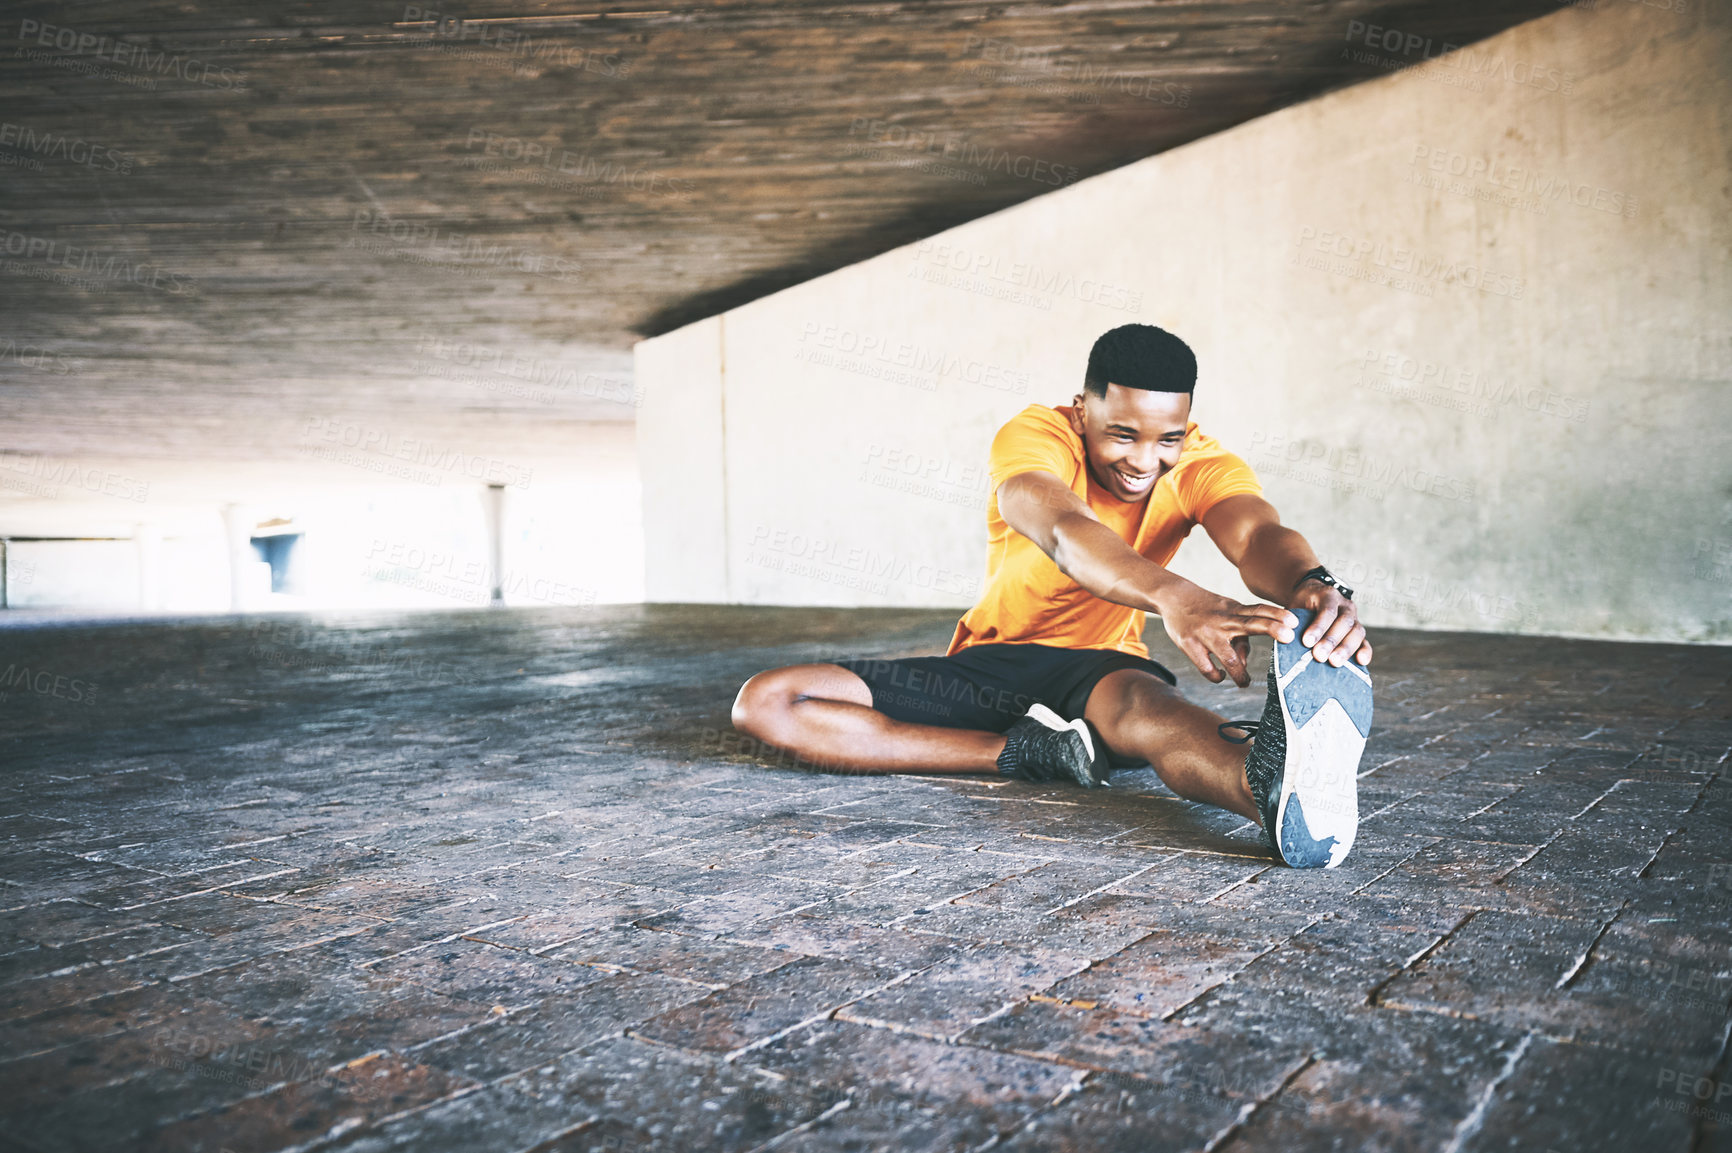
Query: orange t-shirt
[{"left": 947, "top": 403, "right": 1263, "bottom": 659}]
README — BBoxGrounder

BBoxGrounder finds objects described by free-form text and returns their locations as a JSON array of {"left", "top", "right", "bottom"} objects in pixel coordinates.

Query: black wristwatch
[{"left": 1294, "top": 565, "right": 1353, "bottom": 601}]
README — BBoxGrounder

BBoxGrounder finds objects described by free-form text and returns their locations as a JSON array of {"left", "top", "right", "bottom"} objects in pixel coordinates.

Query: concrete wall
[
  {"left": 637, "top": 317, "right": 728, "bottom": 603},
  {"left": 635, "top": 0, "right": 1732, "bottom": 643}
]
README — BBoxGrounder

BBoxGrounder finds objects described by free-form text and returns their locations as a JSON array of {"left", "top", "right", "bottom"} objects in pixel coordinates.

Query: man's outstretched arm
[
  {"left": 1199, "top": 493, "right": 1372, "bottom": 667},
  {"left": 996, "top": 469, "right": 1296, "bottom": 687}
]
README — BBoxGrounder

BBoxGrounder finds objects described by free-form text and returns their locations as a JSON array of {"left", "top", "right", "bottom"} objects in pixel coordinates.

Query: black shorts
[{"left": 835, "top": 643, "right": 1177, "bottom": 767}]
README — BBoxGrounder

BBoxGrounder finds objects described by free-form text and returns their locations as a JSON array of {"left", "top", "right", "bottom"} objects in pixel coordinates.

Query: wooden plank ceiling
[{"left": 0, "top": 0, "right": 1560, "bottom": 475}]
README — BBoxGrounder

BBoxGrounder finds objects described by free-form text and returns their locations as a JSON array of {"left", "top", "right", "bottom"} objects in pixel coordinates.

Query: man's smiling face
[{"left": 1067, "top": 382, "right": 1191, "bottom": 503}]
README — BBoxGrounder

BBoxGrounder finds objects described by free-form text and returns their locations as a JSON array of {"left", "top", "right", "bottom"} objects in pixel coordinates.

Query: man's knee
[
  {"left": 732, "top": 663, "right": 872, "bottom": 743},
  {"left": 1085, "top": 669, "right": 1179, "bottom": 755},
  {"left": 731, "top": 665, "right": 822, "bottom": 739},
  {"left": 731, "top": 670, "right": 785, "bottom": 737}
]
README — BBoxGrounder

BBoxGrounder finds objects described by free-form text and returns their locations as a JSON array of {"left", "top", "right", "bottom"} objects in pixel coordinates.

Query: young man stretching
[{"left": 731, "top": 324, "right": 1374, "bottom": 868}]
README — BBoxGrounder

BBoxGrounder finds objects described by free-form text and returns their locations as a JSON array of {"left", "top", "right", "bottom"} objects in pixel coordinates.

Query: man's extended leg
[
  {"left": 1082, "top": 668, "right": 1261, "bottom": 823},
  {"left": 732, "top": 664, "right": 1005, "bottom": 773}
]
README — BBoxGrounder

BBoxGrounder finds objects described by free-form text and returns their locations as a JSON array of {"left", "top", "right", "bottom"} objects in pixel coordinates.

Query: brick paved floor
[{"left": 0, "top": 605, "right": 1728, "bottom": 1152}]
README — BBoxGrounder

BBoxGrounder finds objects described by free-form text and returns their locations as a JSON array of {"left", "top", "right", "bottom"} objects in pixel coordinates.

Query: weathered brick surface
[
  {"left": 0, "top": 606, "right": 1728, "bottom": 1150},
  {"left": 1037, "top": 914, "right": 1293, "bottom": 1019},
  {"left": 1460, "top": 1037, "right": 1699, "bottom": 1152},
  {"left": 744, "top": 1018, "right": 1084, "bottom": 1144},
  {"left": 1173, "top": 989, "right": 1531, "bottom": 1151},
  {"left": 963, "top": 999, "right": 1309, "bottom": 1098},
  {"left": 130, "top": 1053, "right": 480, "bottom": 1153},
  {"left": 544, "top": 924, "right": 792, "bottom": 987},
  {"left": 836, "top": 941, "right": 1091, "bottom": 1040},
  {"left": 994, "top": 1080, "right": 1244, "bottom": 1153},
  {"left": 504, "top": 1033, "right": 844, "bottom": 1152},
  {"left": 409, "top": 971, "right": 712, "bottom": 1083},
  {"left": 629, "top": 954, "right": 891, "bottom": 1054}
]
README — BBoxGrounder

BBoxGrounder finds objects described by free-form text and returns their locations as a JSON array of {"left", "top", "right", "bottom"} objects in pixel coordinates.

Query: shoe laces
[{"left": 1218, "top": 720, "right": 1261, "bottom": 744}]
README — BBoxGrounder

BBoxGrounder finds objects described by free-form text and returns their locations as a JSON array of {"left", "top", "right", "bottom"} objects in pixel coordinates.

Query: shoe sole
[
  {"left": 1024, "top": 703, "right": 1107, "bottom": 788},
  {"left": 1271, "top": 610, "right": 1373, "bottom": 868}
]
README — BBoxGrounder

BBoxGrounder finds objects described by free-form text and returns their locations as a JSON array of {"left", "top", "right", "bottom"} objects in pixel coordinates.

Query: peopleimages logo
[
  {"left": 848, "top": 118, "right": 1081, "bottom": 187},
  {"left": 0, "top": 226, "right": 195, "bottom": 296},
  {"left": 1342, "top": 19, "right": 1574, "bottom": 95},
  {"left": 412, "top": 334, "right": 637, "bottom": 407},
  {"left": 349, "top": 210, "right": 581, "bottom": 284},
  {"left": 298, "top": 417, "right": 534, "bottom": 489},
  {"left": 0, "top": 336, "right": 81, "bottom": 376},
  {"left": 1293, "top": 227, "right": 1524, "bottom": 299},
  {"left": 1357, "top": 348, "right": 1591, "bottom": 424},
  {"left": 0, "top": 452, "right": 150, "bottom": 502},
  {"left": 401, "top": 6, "right": 630, "bottom": 77},
  {"left": 1656, "top": 1065, "right": 1732, "bottom": 1124},
  {"left": 745, "top": 523, "right": 979, "bottom": 598},
  {"left": 0, "top": 664, "right": 99, "bottom": 706},
  {"left": 1408, "top": 145, "right": 1638, "bottom": 219},
  {"left": 0, "top": 121, "right": 134, "bottom": 174},
  {"left": 461, "top": 130, "right": 695, "bottom": 198},
  {"left": 908, "top": 239, "right": 1143, "bottom": 313},
  {"left": 15, "top": 19, "right": 246, "bottom": 90},
  {"left": 960, "top": 35, "right": 1193, "bottom": 107},
  {"left": 796, "top": 323, "right": 1030, "bottom": 395},
  {"left": 1249, "top": 431, "right": 1478, "bottom": 504}
]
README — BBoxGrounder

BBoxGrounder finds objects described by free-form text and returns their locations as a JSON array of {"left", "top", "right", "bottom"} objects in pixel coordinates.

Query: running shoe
[
  {"left": 1223, "top": 609, "right": 1373, "bottom": 867},
  {"left": 997, "top": 703, "right": 1110, "bottom": 789}
]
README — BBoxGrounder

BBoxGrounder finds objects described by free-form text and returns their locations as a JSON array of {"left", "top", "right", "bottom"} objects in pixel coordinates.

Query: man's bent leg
[
  {"left": 732, "top": 664, "right": 1005, "bottom": 774},
  {"left": 1083, "top": 668, "right": 1259, "bottom": 823}
]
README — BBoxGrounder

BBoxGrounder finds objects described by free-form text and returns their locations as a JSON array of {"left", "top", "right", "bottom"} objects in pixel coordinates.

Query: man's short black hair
[{"left": 1083, "top": 324, "right": 1197, "bottom": 397}]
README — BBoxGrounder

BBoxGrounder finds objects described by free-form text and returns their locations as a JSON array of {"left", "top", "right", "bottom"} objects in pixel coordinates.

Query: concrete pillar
[
  {"left": 135, "top": 524, "right": 163, "bottom": 611},
  {"left": 481, "top": 485, "right": 506, "bottom": 606},
  {"left": 0, "top": 539, "right": 7, "bottom": 610},
  {"left": 222, "top": 504, "right": 252, "bottom": 612}
]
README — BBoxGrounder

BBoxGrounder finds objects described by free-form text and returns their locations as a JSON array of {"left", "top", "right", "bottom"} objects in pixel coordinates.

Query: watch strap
[{"left": 1295, "top": 565, "right": 1353, "bottom": 601}]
